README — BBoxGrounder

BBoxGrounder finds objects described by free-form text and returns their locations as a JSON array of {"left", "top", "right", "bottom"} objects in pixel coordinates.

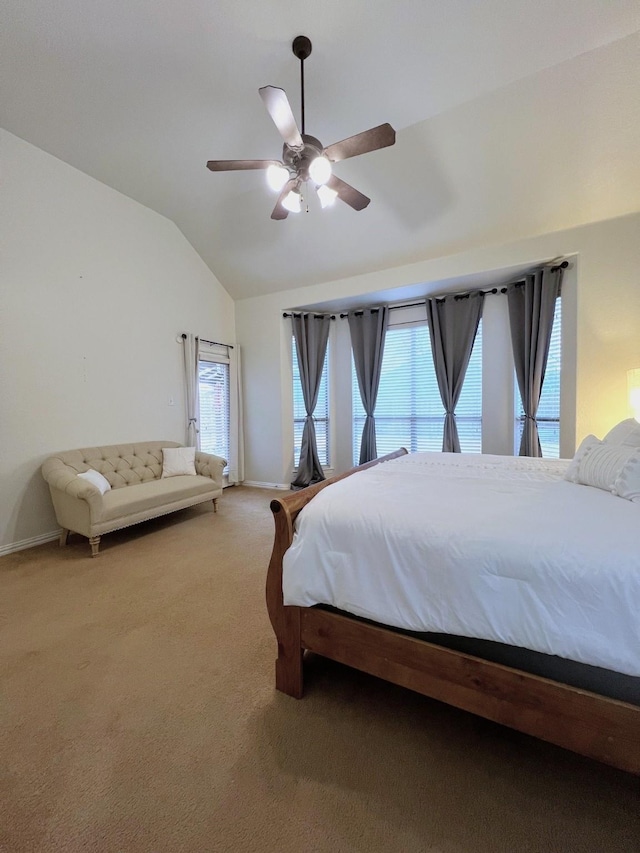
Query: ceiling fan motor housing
[{"left": 283, "top": 134, "right": 324, "bottom": 181}]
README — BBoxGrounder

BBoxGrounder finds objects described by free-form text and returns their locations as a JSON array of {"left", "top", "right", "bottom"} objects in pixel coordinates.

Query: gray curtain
[
  {"left": 508, "top": 267, "right": 563, "bottom": 457},
  {"left": 291, "top": 314, "right": 331, "bottom": 489},
  {"left": 426, "top": 294, "right": 483, "bottom": 453},
  {"left": 348, "top": 307, "right": 389, "bottom": 464}
]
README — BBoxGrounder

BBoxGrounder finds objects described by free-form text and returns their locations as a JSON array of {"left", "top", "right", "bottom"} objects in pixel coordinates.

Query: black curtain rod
[
  {"left": 282, "top": 312, "right": 336, "bottom": 320},
  {"left": 339, "top": 261, "right": 569, "bottom": 316},
  {"left": 181, "top": 333, "right": 234, "bottom": 349}
]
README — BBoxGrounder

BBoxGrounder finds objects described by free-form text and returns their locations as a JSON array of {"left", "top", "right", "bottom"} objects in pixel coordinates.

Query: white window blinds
[
  {"left": 198, "top": 355, "right": 230, "bottom": 470},
  {"left": 515, "top": 297, "right": 562, "bottom": 457},
  {"left": 352, "top": 319, "right": 482, "bottom": 463},
  {"left": 293, "top": 336, "right": 330, "bottom": 467}
]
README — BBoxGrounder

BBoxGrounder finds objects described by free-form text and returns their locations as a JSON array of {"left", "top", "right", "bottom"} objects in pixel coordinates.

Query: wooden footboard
[{"left": 266, "top": 450, "right": 640, "bottom": 775}]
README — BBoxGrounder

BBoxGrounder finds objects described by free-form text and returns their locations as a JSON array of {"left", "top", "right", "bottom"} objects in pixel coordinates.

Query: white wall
[
  {"left": 0, "top": 129, "right": 235, "bottom": 552},
  {"left": 237, "top": 213, "right": 640, "bottom": 486}
]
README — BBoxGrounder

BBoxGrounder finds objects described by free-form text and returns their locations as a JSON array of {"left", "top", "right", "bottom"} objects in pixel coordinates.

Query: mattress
[{"left": 283, "top": 452, "right": 640, "bottom": 677}]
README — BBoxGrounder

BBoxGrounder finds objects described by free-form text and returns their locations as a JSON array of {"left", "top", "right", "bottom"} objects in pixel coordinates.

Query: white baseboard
[
  {"left": 0, "top": 530, "right": 61, "bottom": 557},
  {"left": 242, "top": 481, "right": 290, "bottom": 490}
]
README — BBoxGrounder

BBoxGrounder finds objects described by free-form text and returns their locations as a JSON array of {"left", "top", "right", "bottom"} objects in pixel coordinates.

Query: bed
[{"left": 266, "top": 448, "right": 640, "bottom": 774}]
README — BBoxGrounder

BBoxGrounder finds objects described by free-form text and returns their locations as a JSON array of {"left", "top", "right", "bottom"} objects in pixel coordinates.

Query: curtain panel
[
  {"left": 291, "top": 314, "right": 331, "bottom": 489},
  {"left": 182, "top": 332, "right": 200, "bottom": 448},
  {"left": 348, "top": 307, "right": 389, "bottom": 464},
  {"left": 425, "top": 294, "right": 483, "bottom": 453},
  {"left": 228, "top": 345, "right": 245, "bottom": 484},
  {"left": 508, "top": 267, "right": 563, "bottom": 457}
]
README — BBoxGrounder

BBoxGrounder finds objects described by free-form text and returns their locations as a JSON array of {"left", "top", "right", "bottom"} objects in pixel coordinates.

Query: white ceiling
[{"left": 2, "top": 1, "right": 639, "bottom": 299}]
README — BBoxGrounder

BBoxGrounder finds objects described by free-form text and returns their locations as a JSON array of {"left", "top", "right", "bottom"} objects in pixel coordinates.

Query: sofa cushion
[{"left": 100, "top": 474, "right": 216, "bottom": 522}]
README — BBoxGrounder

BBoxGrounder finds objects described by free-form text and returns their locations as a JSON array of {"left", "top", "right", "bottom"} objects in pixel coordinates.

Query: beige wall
[
  {"left": 237, "top": 212, "right": 640, "bottom": 486},
  {"left": 0, "top": 130, "right": 235, "bottom": 552}
]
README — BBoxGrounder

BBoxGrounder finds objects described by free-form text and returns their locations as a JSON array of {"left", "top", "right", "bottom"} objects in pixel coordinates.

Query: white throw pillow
[
  {"left": 78, "top": 469, "right": 112, "bottom": 495},
  {"left": 162, "top": 446, "right": 197, "bottom": 478},
  {"left": 577, "top": 444, "right": 637, "bottom": 492},
  {"left": 603, "top": 418, "right": 640, "bottom": 447},
  {"left": 613, "top": 453, "right": 640, "bottom": 503},
  {"left": 563, "top": 435, "right": 601, "bottom": 483}
]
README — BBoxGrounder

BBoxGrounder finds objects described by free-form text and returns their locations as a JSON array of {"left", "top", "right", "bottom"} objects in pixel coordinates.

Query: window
[
  {"left": 514, "top": 297, "right": 561, "bottom": 457},
  {"left": 352, "top": 319, "right": 482, "bottom": 463},
  {"left": 198, "top": 352, "right": 230, "bottom": 471},
  {"left": 293, "top": 336, "right": 330, "bottom": 467}
]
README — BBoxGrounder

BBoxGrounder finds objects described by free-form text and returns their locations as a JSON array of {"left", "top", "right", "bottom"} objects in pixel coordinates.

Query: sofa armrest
[
  {"left": 195, "top": 451, "right": 226, "bottom": 488},
  {"left": 41, "top": 457, "right": 105, "bottom": 509}
]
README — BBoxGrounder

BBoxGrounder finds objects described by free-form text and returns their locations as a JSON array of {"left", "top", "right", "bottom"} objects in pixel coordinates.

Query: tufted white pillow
[
  {"left": 78, "top": 469, "right": 112, "bottom": 495},
  {"left": 563, "top": 435, "right": 601, "bottom": 483},
  {"left": 577, "top": 444, "right": 638, "bottom": 492},
  {"left": 613, "top": 453, "right": 640, "bottom": 503},
  {"left": 161, "top": 446, "right": 197, "bottom": 478},
  {"left": 603, "top": 418, "right": 640, "bottom": 447}
]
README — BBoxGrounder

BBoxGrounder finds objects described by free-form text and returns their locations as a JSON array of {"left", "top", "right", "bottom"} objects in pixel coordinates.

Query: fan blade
[
  {"left": 324, "top": 123, "right": 396, "bottom": 163},
  {"left": 206, "top": 159, "right": 281, "bottom": 171},
  {"left": 259, "top": 86, "right": 304, "bottom": 149},
  {"left": 326, "top": 175, "right": 370, "bottom": 211},
  {"left": 271, "top": 179, "right": 297, "bottom": 220}
]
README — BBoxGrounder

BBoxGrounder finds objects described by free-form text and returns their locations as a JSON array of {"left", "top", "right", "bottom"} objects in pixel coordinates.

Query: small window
[
  {"left": 198, "top": 354, "right": 230, "bottom": 471},
  {"left": 293, "top": 336, "right": 330, "bottom": 467},
  {"left": 514, "top": 297, "right": 561, "bottom": 457}
]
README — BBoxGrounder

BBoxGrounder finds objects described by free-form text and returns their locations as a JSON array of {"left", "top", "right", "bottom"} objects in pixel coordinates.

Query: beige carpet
[{"left": 0, "top": 486, "right": 638, "bottom": 853}]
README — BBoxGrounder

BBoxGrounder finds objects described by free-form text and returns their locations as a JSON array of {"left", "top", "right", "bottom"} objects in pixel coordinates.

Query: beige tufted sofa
[{"left": 41, "top": 441, "right": 226, "bottom": 556}]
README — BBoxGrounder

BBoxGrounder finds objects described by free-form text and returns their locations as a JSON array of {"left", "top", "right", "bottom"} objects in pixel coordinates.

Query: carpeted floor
[{"left": 0, "top": 486, "right": 638, "bottom": 853}]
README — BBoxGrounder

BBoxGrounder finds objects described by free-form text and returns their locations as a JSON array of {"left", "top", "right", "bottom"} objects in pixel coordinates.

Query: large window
[
  {"left": 514, "top": 297, "right": 562, "bottom": 457},
  {"left": 293, "top": 336, "right": 330, "bottom": 467},
  {"left": 352, "top": 320, "right": 482, "bottom": 463},
  {"left": 198, "top": 352, "right": 230, "bottom": 470}
]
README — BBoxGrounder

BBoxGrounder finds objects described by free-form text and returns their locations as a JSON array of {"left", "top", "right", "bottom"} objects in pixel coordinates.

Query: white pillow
[
  {"left": 78, "top": 469, "right": 112, "bottom": 495},
  {"left": 162, "top": 446, "right": 196, "bottom": 478},
  {"left": 563, "top": 435, "right": 601, "bottom": 483},
  {"left": 603, "top": 418, "right": 640, "bottom": 447},
  {"left": 613, "top": 453, "right": 640, "bottom": 503},
  {"left": 577, "top": 444, "right": 637, "bottom": 492}
]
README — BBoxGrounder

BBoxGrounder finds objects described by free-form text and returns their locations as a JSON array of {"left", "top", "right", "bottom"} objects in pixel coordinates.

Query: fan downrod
[{"left": 292, "top": 35, "right": 312, "bottom": 61}]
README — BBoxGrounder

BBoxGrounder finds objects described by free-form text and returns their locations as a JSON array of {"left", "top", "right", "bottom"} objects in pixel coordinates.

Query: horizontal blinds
[
  {"left": 515, "top": 297, "right": 561, "bottom": 457},
  {"left": 353, "top": 320, "right": 482, "bottom": 463},
  {"left": 198, "top": 359, "right": 230, "bottom": 471},
  {"left": 293, "top": 336, "right": 330, "bottom": 467},
  {"left": 455, "top": 318, "right": 483, "bottom": 453}
]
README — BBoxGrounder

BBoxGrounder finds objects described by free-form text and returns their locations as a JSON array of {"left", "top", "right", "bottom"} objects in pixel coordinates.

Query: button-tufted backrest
[{"left": 47, "top": 442, "right": 182, "bottom": 489}]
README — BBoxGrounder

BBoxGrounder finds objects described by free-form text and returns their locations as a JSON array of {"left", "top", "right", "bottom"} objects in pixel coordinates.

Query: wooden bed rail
[{"left": 265, "top": 448, "right": 640, "bottom": 774}]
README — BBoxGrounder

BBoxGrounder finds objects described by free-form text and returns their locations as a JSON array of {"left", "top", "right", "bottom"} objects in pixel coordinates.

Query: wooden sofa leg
[
  {"left": 213, "top": 498, "right": 218, "bottom": 513},
  {"left": 89, "top": 536, "right": 101, "bottom": 557},
  {"left": 59, "top": 529, "right": 70, "bottom": 547}
]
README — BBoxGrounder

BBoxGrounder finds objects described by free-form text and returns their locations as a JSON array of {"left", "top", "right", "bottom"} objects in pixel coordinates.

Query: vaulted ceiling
[{"left": 2, "top": 1, "right": 639, "bottom": 299}]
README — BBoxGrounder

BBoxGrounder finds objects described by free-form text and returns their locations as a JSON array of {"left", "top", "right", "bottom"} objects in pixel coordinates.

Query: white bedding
[{"left": 283, "top": 452, "right": 640, "bottom": 677}]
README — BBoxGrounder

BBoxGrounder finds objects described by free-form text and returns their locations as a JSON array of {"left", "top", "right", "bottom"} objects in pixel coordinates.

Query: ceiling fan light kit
[
  {"left": 266, "top": 163, "right": 290, "bottom": 192},
  {"left": 317, "top": 184, "right": 338, "bottom": 208},
  {"left": 308, "top": 155, "right": 332, "bottom": 185},
  {"left": 206, "top": 36, "right": 396, "bottom": 220},
  {"left": 282, "top": 188, "right": 302, "bottom": 213}
]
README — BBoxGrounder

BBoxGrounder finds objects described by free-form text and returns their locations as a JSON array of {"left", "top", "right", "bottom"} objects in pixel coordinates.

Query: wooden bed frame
[{"left": 266, "top": 449, "right": 640, "bottom": 775}]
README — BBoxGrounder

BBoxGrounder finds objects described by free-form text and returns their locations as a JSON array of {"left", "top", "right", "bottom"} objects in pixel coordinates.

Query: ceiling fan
[{"left": 206, "top": 35, "right": 396, "bottom": 220}]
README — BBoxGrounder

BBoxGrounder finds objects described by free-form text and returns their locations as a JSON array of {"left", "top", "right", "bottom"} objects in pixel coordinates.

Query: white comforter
[{"left": 283, "top": 452, "right": 640, "bottom": 677}]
